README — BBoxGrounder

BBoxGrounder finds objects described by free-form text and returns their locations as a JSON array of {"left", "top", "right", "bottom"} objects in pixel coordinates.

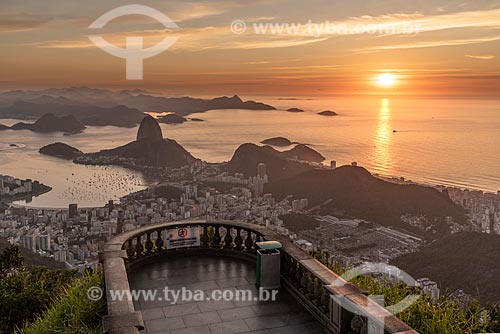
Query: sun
[{"left": 376, "top": 73, "right": 397, "bottom": 88}]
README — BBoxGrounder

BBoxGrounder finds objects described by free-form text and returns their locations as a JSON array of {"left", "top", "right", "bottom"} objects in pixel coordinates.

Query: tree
[
  {"left": 0, "top": 245, "right": 25, "bottom": 277},
  {"left": 0, "top": 245, "right": 77, "bottom": 333}
]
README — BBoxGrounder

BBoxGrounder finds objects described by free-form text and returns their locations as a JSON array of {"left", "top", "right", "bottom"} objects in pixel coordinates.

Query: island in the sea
[
  {"left": 286, "top": 108, "right": 305, "bottom": 113},
  {"left": 0, "top": 101, "right": 145, "bottom": 128},
  {"left": 318, "top": 110, "right": 338, "bottom": 116},
  {"left": 10, "top": 113, "right": 85, "bottom": 134},
  {"left": 39, "top": 142, "right": 83, "bottom": 159},
  {"left": 157, "top": 114, "right": 188, "bottom": 124},
  {"left": 261, "top": 137, "right": 294, "bottom": 147}
]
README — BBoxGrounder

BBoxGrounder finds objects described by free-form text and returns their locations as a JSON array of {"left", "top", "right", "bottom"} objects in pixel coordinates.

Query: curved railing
[
  {"left": 121, "top": 220, "right": 266, "bottom": 266},
  {"left": 100, "top": 220, "right": 418, "bottom": 334}
]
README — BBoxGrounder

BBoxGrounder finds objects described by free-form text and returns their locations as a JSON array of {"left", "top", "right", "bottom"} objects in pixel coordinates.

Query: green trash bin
[{"left": 256, "top": 241, "right": 282, "bottom": 289}]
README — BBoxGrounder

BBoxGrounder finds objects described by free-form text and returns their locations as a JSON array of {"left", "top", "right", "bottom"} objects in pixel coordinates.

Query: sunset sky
[{"left": 1, "top": 0, "right": 499, "bottom": 97}]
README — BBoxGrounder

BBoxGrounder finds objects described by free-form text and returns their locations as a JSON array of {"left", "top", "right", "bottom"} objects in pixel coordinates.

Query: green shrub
[
  {"left": 0, "top": 245, "right": 78, "bottom": 332},
  {"left": 314, "top": 254, "right": 500, "bottom": 334},
  {"left": 17, "top": 270, "right": 106, "bottom": 334}
]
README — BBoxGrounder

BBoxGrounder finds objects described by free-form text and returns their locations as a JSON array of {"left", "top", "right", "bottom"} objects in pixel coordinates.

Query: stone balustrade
[{"left": 100, "top": 220, "right": 419, "bottom": 334}]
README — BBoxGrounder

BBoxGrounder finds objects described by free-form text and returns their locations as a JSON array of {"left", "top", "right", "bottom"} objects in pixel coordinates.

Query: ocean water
[{"left": 0, "top": 96, "right": 498, "bottom": 208}]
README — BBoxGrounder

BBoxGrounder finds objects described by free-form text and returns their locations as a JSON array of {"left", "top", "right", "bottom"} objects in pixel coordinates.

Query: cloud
[
  {"left": 355, "top": 36, "right": 500, "bottom": 53},
  {"left": 464, "top": 54, "right": 495, "bottom": 60},
  {"left": 14, "top": 7, "right": 500, "bottom": 53},
  {"left": 27, "top": 26, "right": 327, "bottom": 51},
  {"left": 0, "top": 17, "right": 49, "bottom": 33}
]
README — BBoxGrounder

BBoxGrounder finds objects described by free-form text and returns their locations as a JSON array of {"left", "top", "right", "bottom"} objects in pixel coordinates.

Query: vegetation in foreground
[
  {"left": 312, "top": 250, "right": 500, "bottom": 334},
  {"left": 0, "top": 244, "right": 105, "bottom": 334}
]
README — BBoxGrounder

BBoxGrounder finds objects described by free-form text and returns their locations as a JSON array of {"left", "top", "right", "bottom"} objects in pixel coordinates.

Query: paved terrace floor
[{"left": 129, "top": 255, "right": 324, "bottom": 334}]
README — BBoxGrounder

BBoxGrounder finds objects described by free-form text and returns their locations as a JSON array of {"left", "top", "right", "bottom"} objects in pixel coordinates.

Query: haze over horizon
[{"left": 1, "top": 0, "right": 499, "bottom": 97}]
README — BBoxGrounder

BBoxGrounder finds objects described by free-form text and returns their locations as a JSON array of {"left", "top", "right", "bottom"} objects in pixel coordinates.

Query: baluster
[
  {"left": 155, "top": 229, "right": 164, "bottom": 251},
  {"left": 295, "top": 264, "right": 303, "bottom": 288},
  {"left": 281, "top": 253, "right": 289, "bottom": 276},
  {"left": 202, "top": 225, "right": 209, "bottom": 247},
  {"left": 234, "top": 228, "right": 243, "bottom": 250},
  {"left": 212, "top": 225, "right": 221, "bottom": 248},
  {"left": 306, "top": 275, "right": 315, "bottom": 299},
  {"left": 135, "top": 235, "right": 144, "bottom": 256},
  {"left": 244, "top": 230, "right": 253, "bottom": 252},
  {"left": 288, "top": 258, "right": 296, "bottom": 282},
  {"left": 145, "top": 232, "right": 154, "bottom": 254},
  {"left": 223, "top": 226, "right": 233, "bottom": 249},
  {"left": 313, "top": 278, "right": 322, "bottom": 306},
  {"left": 320, "top": 287, "right": 329, "bottom": 314},
  {"left": 126, "top": 239, "right": 135, "bottom": 258},
  {"left": 350, "top": 315, "right": 366, "bottom": 334},
  {"left": 300, "top": 271, "right": 310, "bottom": 294}
]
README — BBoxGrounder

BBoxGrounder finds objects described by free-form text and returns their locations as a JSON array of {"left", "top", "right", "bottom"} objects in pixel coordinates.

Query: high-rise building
[
  {"left": 36, "top": 234, "right": 51, "bottom": 251},
  {"left": 108, "top": 200, "right": 114, "bottom": 214},
  {"left": 257, "top": 163, "right": 267, "bottom": 178},
  {"left": 21, "top": 233, "right": 37, "bottom": 251},
  {"left": 69, "top": 203, "right": 78, "bottom": 218},
  {"left": 330, "top": 160, "right": 337, "bottom": 169}
]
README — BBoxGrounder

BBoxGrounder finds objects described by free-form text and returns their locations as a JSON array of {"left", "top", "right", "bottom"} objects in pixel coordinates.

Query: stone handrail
[{"left": 100, "top": 220, "right": 418, "bottom": 334}]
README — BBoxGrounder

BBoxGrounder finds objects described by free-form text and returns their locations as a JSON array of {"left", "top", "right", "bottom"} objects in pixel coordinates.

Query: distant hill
[
  {"left": 39, "top": 142, "right": 83, "bottom": 159},
  {"left": 0, "top": 88, "right": 275, "bottom": 117},
  {"left": 10, "top": 113, "right": 85, "bottom": 133},
  {"left": 157, "top": 114, "right": 187, "bottom": 124},
  {"left": 77, "top": 116, "right": 197, "bottom": 168},
  {"left": 0, "top": 238, "right": 65, "bottom": 270},
  {"left": 392, "top": 232, "right": 500, "bottom": 304},
  {"left": 227, "top": 143, "right": 316, "bottom": 181},
  {"left": 0, "top": 101, "right": 145, "bottom": 127},
  {"left": 280, "top": 144, "right": 325, "bottom": 162},
  {"left": 265, "top": 166, "right": 466, "bottom": 235},
  {"left": 261, "top": 137, "right": 294, "bottom": 147}
]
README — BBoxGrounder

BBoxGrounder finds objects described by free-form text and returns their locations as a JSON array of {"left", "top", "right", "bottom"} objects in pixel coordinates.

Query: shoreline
[
  {"left": 2, "top": 186, "right": 52, "bottom": 206},
  {"left": 8, "top": 161, "right": 499, "bottom": 211}
]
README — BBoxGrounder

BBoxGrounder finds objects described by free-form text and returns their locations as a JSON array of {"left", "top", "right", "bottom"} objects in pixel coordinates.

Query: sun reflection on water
[{"left": 373, "top": 98, "right": 393, "bottom": 173}]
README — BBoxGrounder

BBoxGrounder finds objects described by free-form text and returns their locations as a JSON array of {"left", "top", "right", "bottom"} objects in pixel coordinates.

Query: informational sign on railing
[{"left": 166, "top": 226, "right": 201, "bottom": 249}]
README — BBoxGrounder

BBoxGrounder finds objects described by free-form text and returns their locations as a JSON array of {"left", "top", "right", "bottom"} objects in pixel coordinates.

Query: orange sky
[{"left": 1, "top": 0, "right": 499, "bottom": 97}]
